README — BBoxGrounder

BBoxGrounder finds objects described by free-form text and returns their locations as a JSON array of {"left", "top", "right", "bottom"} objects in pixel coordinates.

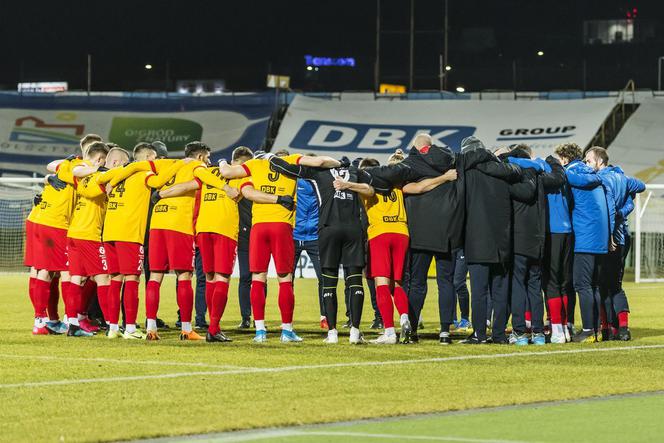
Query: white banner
[
  {"left": 274, "top": 96, "right": 617, "bottom": 162},
  {"left": 0, "top": 108, "right": 269, "bottom": 175}
]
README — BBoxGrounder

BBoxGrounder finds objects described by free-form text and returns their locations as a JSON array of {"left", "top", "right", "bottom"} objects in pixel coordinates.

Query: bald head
[{"left": 413, "top": 133, "right": 433, "bottom": 150}]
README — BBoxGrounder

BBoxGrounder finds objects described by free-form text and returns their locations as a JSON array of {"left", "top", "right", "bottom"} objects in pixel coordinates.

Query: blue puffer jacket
[
  {"left": 607, "top": 166, "right": 646, "bottom": 245},
  {"left": 293, "top": 178, "right": 319, "bottom": 241},
  {"left": 565, "top": 159, "right": 608, "bottom": 254}
]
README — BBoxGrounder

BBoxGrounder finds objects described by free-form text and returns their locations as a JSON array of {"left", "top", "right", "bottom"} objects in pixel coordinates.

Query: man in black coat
[
  {"left": 363, "top": 134, "right": 493, "bottom": 343},
  {"left": 459, "top": 137, "right": 522, "bottom": 344}
]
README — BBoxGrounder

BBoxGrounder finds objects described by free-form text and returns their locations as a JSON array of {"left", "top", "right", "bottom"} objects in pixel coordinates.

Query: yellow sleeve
[
  {"left": 285, "top": 154, "right": 303, "bottom": 165},
  {"left": 55, "top": 160, "right": 75, "bottom": 185},
  {"left": 76, "top": 175, "right": 105, "bottom": 198},
  {"left": 193, "top": 166, "right": 226, "bottom": 190},
  {"left": 95, "top": 168, "right": 124, "bottom": 185},
  {"left": 145, "top": 159, "right": 188, "bottom": 189},
  {"left": 106, "top": 161, "right": 153, "bottom": 186}
]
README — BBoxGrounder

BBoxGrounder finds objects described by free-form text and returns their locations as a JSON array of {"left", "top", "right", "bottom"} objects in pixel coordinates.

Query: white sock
[
  {"left": 68, "top": 317, "right": 79, "bottom": 326},
  {"left": 385, "top": 327, "right": 396, "bottom": 337},
  {"left": 525, "top": 319, "right": 532, "bottom": 329},
  {"left": 552, "top": 324, "right": 564, "bottom": 335},
  {"left": 328, "top": 329, "right": 338, "bottom": 338},
  {"left": 350, "top": 327, "right": 360, "bottom": 341},
  {"left": 281, "top": 323, "right": 293, "bottom": 331},
  {"left": 320, "top": 316, "right": 326, "bottom": 321},
  {"left": 181, "top": 322, "right": 192, "bottom": 333},
  {"left": 146, "top": 319, "right": 157, "bottom": 331},
  {"left": 109, "top": 324, "right": 119, "bottom": 332},
  {"left": 255, "top": 320, "right": 266, "bottom": 331},
  {"left": 126, "top": 324, "right": 137, "bottom": 334},
  {"left": 582, "top": 328, "right": 592, "bottom": 332},
  {"left": 34, "top": 318, "right": 45, "bottom": 328},
  {"left": 77, "top": 314, "right": 86, "bottom": 321},
  {"left": 440, "top": 331, "right": 450, "bottom": 338},
  {"left": 400, "top": 314, "right": 409, "bottom": 326}
]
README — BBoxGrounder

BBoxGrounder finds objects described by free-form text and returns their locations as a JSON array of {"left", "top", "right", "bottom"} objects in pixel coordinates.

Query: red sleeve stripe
[
  {"left": 73, "top": 176, "right": 78, "bottom": 189},
  {"left": 241, "top": 164, "right": 251, "bottom": 176},
  {"left": 144, "top": 173, "right": 155, "bottom": 186},
  {"left": 148, "top": 161, "right": 157, "bottom": 174},
  {"left": 98, "top": 185, "right": 106, "bottom": 194},
  {"left": 240, "top": 181, "right": 253, "bottom": 190},
  {"left": 296, "top": 156, "right": 302, "bottom": 165},
  {"left": 194, "top": 177, "right": 203, "bottom": 187}
]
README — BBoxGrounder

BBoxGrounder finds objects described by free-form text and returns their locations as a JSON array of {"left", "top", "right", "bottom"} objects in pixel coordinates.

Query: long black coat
[
  {"left": 464, "top": 155, "right": 522, "bottom": 264},
  {"left": 365, "top": 145, "right": 493, "bottom": 254}
]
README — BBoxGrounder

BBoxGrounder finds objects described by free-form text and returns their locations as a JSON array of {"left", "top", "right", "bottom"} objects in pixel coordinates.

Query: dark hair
[
  {"left": 586, "top": 146, "right": 609, "bottom": 166},
  {"left": 359, "top": 158, "right": 380, "bottom": 169},
  {"left": 512, "top": 143, "right": 532, "bottom": 156},
  {"left": 86, "top": 141, "right": 109, "bottom": 158},
  {"left": 133, "top": 142, "right": 157, "bottom": 160},
  {"left": 184, "top": 141, "right": 211, "bottom": 158},
  {"left": 554, "top": 143, "right": 582, "bottom": 162},
  {"left": 274, "top": 149, "right": 290, "bottom": 157},
  {"left": 232, "top": 146, "right": 253, "bottom": 162}
]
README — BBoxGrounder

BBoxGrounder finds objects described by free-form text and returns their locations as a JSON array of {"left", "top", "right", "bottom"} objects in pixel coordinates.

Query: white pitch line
[
  {"left": 2, "top": 344, "right": 664, "bottom": 390},
  {"left": 0, "top": 354, "right": 250, "bottom": 370},
  {"left": 189, "top": 430, "right": 534, "bottom": 443}
]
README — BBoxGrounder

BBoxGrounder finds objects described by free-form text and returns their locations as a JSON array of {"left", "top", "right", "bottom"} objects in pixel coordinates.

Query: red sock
[
  {"left": 80, "top": 279, "right": 97, "bottom": 315},
  {"left": 599, "top": 305, "right": 609, "bottom": 330},
  {"left": 145, "top": 280, "right": 161, "bottom": 320},
  {"left": 28, "top": 276, "right": 36, "bottom": 308},
  {"left": 205, "top": 281, "right": 214, "bottom": 315},
  {"left": 376, "top": 285, "right": 395, "bottom": 329},
  {"left": 106, "top": 280, "right": 122, "bottom": 324},
  {"left": 209, "top": 281, "right": 230, "bottom": 335},
  {"left": 278, "top": 281, "right": 295, "bottom": 324},
  {"left": 547, "top": 297, "right": 562, "bottom": 324},
  {"left": 525, "top": 310, "right": 532, "bottom": 322},
  {"left": 177, "top": 280, "right": 194, "bottom": 323},
  {"left": 48, "top": 277, "right": 60, "bottom": 320},
  {"left": 34, "top": 279, "right": 50, "bottom": 318},
  {"left": 562, "top": 295, "right": 569, "bottom": 325},
  {"left": 250, "top": 280, "right": 267, "bottom": 321},
  {"left": 123, "top": 280, "right": 139, "bottom": 326},
  {"left": 65, "top": 283, "right": 81, "bottom": 320},
  {"left": 393, "top": 286, "right": 409, "bottom": 317},
  {"left": 618, "top": 311, "right": 629, "bottom": 328}
]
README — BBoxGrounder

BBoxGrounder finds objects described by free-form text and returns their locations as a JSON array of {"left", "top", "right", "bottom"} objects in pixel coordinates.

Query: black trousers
[
  {"left": 573, "top": 252, "right": 602, "bottom": 331},
  {"left": 237, "top": 244, "right": 252, "bottom": 320},
  {"left": 293, "top": 239, "right": 324, "bottom": 316},
  {"left": 542, "top": 233, "right": 573, "bottom": 299},
  {"left": 468, "top": 262, "right": 509, "bottom": 342},
  {"left": 406, "top": 249, "right": 455, "bottom": 334},
  {"left": 598, "top": 245, "right": 629, "bottom": 327},
  {"left": 453, "top": 248, "right": 470, "bottom": 321},
  {"left": 511, "top": 254, "right": 544, "bottom": 334},
  {"left": 194, "top": 248, "right": 207, "bottom": 324}
]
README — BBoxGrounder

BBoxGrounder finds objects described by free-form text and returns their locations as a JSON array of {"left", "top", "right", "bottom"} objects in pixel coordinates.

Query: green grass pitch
[{"left": 1, "top": 274, "right": 664, "bottom": 442}]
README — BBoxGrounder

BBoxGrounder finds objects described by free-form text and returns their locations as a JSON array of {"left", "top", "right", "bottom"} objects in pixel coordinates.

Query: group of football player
[{"left": 24, "top": 132, "right": 645, "bottom": 345}]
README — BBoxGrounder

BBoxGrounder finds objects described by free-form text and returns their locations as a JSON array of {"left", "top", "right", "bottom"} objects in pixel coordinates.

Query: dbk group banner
[{"left": 274, "top": 95, "right": 617, "bottom": 162}]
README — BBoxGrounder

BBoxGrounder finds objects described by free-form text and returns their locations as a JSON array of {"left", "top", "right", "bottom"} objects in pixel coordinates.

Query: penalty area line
[{"left": 2, "top": 344, "right": 664, "bottom": 390}]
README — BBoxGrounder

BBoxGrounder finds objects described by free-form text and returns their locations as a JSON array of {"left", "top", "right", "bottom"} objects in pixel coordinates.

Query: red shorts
[
  {"left": 24, "top": 220, "right": 35, "bottom": 267},
  {"left": 197, "top": 232, "right": 237, "bottom": 275},
  {"left": 33, "top": 223, "right": 68, "bottom": 272},
  {"left": 249, "top": 222, "right": 294, "bottom": 274},
  {"left": 105, "top": 241, "right": 144, "bottom": 275},
  {"left": 67, "top": 238, "right": 109, "bottom": 277},
  {"left": 368, "top": 233, "right": 409, "bottom": 280},
  {"left": 149, "top": 229, "right": 195, "bottom": 272}
]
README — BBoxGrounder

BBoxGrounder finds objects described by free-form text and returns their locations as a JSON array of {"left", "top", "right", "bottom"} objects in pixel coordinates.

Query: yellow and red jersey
[
  {"left": 67, "top": 171, "right": 107, "bottom": 242},
  {"left": 102, "top": 170, "right": 154, "bottom": 244},
  {"left": 33, "top": 159, "right": 77, "bottom": 230},
  {"left": 362, "top": 188, "right": 409, "bottom": 240},
  {"left": 195, "top": 167, "right": 246, "bottom": 241},
  {"left": 241, "top": 154, "right": 301, "bottom": 226},
  {"left": 149, "top": 160, "right": 205, "bottom": 235}
]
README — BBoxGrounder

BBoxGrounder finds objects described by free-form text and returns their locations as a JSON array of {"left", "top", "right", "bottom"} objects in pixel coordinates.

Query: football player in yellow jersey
[
  {"left": 66, "top": 145, "right": 132, "bottom": 337},
  {"left": 219, "top": 149, "right": 340, "bottom": 343},
  {"left": 144, "top": 142, "right": 239, "bottom": 341},
  {"left": 334, "top": 152, "right": 457, "bottom": 344}
]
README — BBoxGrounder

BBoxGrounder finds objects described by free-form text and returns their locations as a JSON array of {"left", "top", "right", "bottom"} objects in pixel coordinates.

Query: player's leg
[
  {"left": 391, "top": 234, "right": 411, "bottom": 342},
  {"left": 464, "top": 263, "right": 490, "bottom": 343},
  {"left": 434, "top": 251, "right": 455, "bottom": 344},
  {"left": 272, "top": 223, "right": 298, "bottom": 342},
  {"left": 406, "top": 250, "right": 433, "bottom": 338},
  {"left": 344, "top": 266, "right": 365, "bottom": 344},
  {"left": 369, "top": 234, "right": 395, "bottom": 343},
  {"left": 237, "top": 246, "right": 252, "bottom": 328},
  {"left": 489, "top": 263, "right": 510, "bottom": 344},
  {"left": 206, "top": 235, "right": 235, "bottom": 343},
  {"left": 526, "top": 260, "right": 545, "bottom": 345},
  {"left": 453, "top": 248, "right": 471, "bottom": 330},
  {"left": 145, "top": 230, "right": 169, "bottom": 339},
  {"left": 510, "top": 254, "right": 529, "bottom": 344},
  {"left": 196, "top": 233, "right": 217, "bottom": 332},
  {"left": 572, "top": 253, "right": 597, "bottom": 342},
  {"left": 249, "top": 224, "right": 270, "bottom": 341},
  {"left": 320, "top": 267, "right": 340, "bottom": 343},
  {"left": 303, "top": 240, "right": 327, "bottom": 328}
]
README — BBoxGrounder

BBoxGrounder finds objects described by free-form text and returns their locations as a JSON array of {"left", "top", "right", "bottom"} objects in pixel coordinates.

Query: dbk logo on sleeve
[{"left": 289, "top": 120, "right": 476, "bottom": 153}]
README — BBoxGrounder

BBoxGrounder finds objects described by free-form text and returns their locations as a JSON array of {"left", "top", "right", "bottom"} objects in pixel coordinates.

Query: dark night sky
[{"left": 2, "top": 0, "right": 663, "bottom": 91}]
